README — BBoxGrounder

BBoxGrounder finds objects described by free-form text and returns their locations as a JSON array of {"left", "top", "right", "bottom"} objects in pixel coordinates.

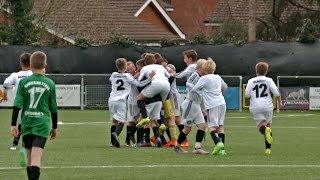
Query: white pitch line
[
  {"left": 57, "top": 122, "right": 317, "bottom": 128},
  {"left": 1, "top": 164, "right": 320, "bottom": 170},
  {"left": 228, "top": 114, "right": 314, "bottom": 119}
]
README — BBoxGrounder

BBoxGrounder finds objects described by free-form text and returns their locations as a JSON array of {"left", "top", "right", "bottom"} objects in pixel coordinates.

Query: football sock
[
  {"left": 177, "top": 131, "right": 187, "bottom": 144},
  {"left": 178, "top": 124, "right": 184, "bottom": 132},
  {"left": 144, "top": 128, "right": 150, "bottom": 143},
  {"left": 265, "top": 132, "right": 273, "bottom": 149},
  {"left": 137, "top": 100, "right": 148, "bottom": 118},
  {"left": 26, "top": 166, "right": 31, "bottom": 179},
  {"left": 29, "top": 166, "right": 40, "bottom": 180},
  {"left": 115, "top": 123, "right": 124, "bottom": 136},
  {"left": 137, "top": 127, "right": 144, "bottom": 144},
  {"left": 196, "top": 129, "right": 205, "bottom": 143},
  {"left": 13, "top": 124, "right": 21, "bottom": 145},
  {"left": 169, "top": 125, "right": 177, "bottom": 140},
  {"left": 160, "top": 135, "right": 166, "bottom": 142},
  {"left": 204, "top": 115, "right": 208, "bottom": 122},
  {"left": 259, "top": 125, "right": 266, "bottom": 135},
  {"left": 166, "top": 128, "right": 171, "bottom": 140},
  {"left": 152, "top": 127, "right": 160, "bottom": 138},
  {"left": 218, "top": 133, "right": 225, "bottom": 144},
  {"left": 131, "top": 126, "right": 137, "bottom": 139},
  {"left": 125, "top": 126, "right": 130, "bottom": 144},
  {"left": 210, "top": 130, "right": 221, "bottom": 145},
  {"left": 110, "top": 125, "right": 116, "bottom": 144}
]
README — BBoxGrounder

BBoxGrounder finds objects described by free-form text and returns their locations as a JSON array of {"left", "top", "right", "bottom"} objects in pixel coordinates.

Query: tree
[
  {"left": 248, "top": 0, "right": 256, "bottom": 42},
  {"left": 0, "top": 0, "right": 39, "bottom": 45}
]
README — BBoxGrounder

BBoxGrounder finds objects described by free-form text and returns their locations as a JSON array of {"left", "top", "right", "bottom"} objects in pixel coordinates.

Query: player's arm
[
  {"left": 220, "top": 77, "right": 228, "bottom": 93},
  {"left": 244, "top": 80, "right": 252, "bottom": 98},
  {"left": 2, "top": 73, "right": 16, "bottom": 102},
  {"left": 269, "top": 80, "right": 282, "bottom": 106},
  {"left": 175, "top": 66, "right": 193, "bottom": 79},
  {"left": 11, "top": 80, "right": 23, "bottom": 137},
  {"left": 189, "top": 76, "right": 205, "bottom": 94},
  {"left": 49, "top": 83, "right": 58, "bottom": 140},
  {"left": 129, "top": 73, "right": 153, "bottom": 87}
]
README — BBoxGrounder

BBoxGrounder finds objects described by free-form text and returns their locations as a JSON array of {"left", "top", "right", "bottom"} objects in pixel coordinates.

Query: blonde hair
[
  {"left": 196, "top": 59, "right": 206, "bottom": 70},
  {"left": 116, "top": 58, "right": 127, "bottom": 71},
  {"left": 203, "top": 57, "right": 216, "bottom": 74},
  {"left": 255, "top": 62, "right": 269, "bottom": 75},
  {"left": 30, "top": 51, "right": 47, "bottom": 69}
]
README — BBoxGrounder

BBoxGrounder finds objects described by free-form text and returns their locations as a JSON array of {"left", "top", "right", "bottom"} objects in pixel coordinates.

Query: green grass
[{"left": 1, "top": 109, "right": 320, "bottom": 179}]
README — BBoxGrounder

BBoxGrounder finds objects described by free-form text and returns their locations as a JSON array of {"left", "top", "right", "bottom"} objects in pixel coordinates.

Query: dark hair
[
  {"left": 144, "top": 53, "right": 155, "bottom": 65},
  {"left": 20, "top": 53, "right": 31, "bottom": 67},
  {"left": 183, "top": 49, "right": 197, "bottom": 62}
]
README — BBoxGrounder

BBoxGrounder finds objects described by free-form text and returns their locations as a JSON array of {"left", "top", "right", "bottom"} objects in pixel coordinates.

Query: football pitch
[{"left": 1, "top": 109, "right": 320, "bottom": 180}]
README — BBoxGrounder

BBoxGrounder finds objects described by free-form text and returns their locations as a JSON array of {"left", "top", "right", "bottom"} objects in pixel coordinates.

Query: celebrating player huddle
[{"left": 107, "top": 49, "right": 281, "bottom": 156}]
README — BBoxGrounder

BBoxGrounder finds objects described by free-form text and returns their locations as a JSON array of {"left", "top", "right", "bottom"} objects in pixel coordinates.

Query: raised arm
[{"left": 190, "top": 76, "right": 205, "bottom": 94}]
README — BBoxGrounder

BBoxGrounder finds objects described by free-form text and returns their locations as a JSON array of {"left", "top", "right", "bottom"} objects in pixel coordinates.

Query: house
[{"left": 204, "top": 0, "right": 320, "bottom": 29}]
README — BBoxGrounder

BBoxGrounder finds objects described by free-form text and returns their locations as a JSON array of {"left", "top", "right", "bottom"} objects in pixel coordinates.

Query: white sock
[{"left": 195, "top": 142, "right": 201, "bottom": 149}]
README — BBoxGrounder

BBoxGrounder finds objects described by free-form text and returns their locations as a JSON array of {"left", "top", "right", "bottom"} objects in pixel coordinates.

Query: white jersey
[
  {"left": 138, "top": 64, "right": 170, "bottom": 82},
  {"left": 185, "top": 72, "right": 202, "bottom": 104},
  {"left": 245, "top": 75, "right": 280, "bottom": 112},
  {"left": 175, "top": 63, "right": 196, "bottom": 79},
  {"left": 108, "top": 72, "right": 152, "bottom": 102},
  {"left": 3, "top": 70, "right": 32, "bottom": 96},
  {"left": 190, "top": 74, "right": 227, "bottom": 109},
  {"left": 127, "top": 83, "right": 139, "bottom": 105}
]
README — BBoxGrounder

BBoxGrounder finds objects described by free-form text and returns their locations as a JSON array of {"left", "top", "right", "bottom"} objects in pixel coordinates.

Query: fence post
[
  {"left": 81, "top": 74, "right": 84, "bottom": 110},
  {"left": 239, "top": 76, "right": 242, "bottom": 112}
]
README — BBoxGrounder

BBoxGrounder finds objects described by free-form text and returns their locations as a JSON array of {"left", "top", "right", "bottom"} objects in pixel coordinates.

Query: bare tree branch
[{"left": 288, "top": 0, "right": 320, "bottom": 12}]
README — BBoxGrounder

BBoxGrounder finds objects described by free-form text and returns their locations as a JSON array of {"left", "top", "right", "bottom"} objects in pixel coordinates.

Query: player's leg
[
  {"left": 141, "top": 123, "right": 151, "bottom": 147},
  {"left": 255, "top": 111, "right": 273, "bottom": 154},
  {"left": 111, "top": 102, "right": 126, "bottom": 148},
  {"left": 207, "top": 108, "right": 224, "bottom": 155},
  {"left": 23, "top": 135, "right": 32, "bottom": 179},
  {"left": 148, "top": 102, "right": 163, "bottom": 147},
  {"left": 192, "top": 108, "right": 208, "bottom": 154},
  {"left": 136, "top": 93, "right": 150, "bottom": 127},
  {"left": 163, "top": 98, "right": 177, "bottom": 147},
  {"left": 217, "top": 104, "right": 226, "bottom": 155},
  {"left": 29, "top": 135, "right": 47, "bottom": 180}
]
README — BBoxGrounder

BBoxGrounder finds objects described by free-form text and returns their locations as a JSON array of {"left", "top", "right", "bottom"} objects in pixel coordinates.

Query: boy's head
[
  {"left": 183, "top": 49, "right": 197, "bottom": 65},
  {"left": 116, "top": 58, "right": 127, "bottom": 72},
  {"left": 127, "top": 61, "right": 134, "bottom": 66},
  {"left": 196, "top": 59, "right": 206, "bottom": 76},
  {"left": 255, "top": 62, "right": 269, "bottom": 76},
  {"left": 154, "top": 53, "right": 163, "bottom": 61},
  {"left": 157, "top": 58, "right": 168, "bottom": 68},
  {"left": 135, "top": 59, "right": 145, "bottom": 71},
  {"left": 127, "top": 63, "right": 136, "bottom": 76},
  {"left": 203, "top": 58, "right": 216, "bottom": 74},
  {"left": 20, "top": 53, "right": 31, "bottom": 69},
  {"left": 143, "top": 53, "right": 156, "bottom": 65},
  {"left": 30, "top": 51, "right": 47, "bottom": 71}
]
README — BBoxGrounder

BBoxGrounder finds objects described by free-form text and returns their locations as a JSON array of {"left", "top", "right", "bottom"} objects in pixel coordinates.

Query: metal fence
[{"left": 0, "top": 73, "right": 243, "bottom": 111}]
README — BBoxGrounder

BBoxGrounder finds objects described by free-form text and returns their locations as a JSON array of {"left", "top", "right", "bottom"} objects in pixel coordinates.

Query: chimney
[{"left": 163, "top": 0, "right": 174, "bottom": 12}]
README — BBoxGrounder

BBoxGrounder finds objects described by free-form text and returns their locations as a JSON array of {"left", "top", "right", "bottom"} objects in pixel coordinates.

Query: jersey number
[
  {"left": 253, "top": 84, "right": 268, "bottom": 98},
  {"left": 28, "top": 87, "right": 46, "bottom": 109},
  {"left": 116, "top": 79, "right": 125, "bottom": 91}
]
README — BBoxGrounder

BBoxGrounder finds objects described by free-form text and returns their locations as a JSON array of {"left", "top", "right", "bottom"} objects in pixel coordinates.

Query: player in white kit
[
  {"left": 245, "top": 62, "right": 281, "bottom": 155},
  {"left": 173, "top": 49, "right": 198, "bottom": 147},
  {"left": 1, "top": 53, "right": 32, "bottom": 150},
  {"left": 189, "top": 58, "right": 228, "bottom": 156},
  {"left": 136, "top": 53, "right": 171, "bottom": 147},
  {"left": 108, "top": 58, "right": 154, "bottom": 148},
  {"left": 174, "top": 59, "right": 209, "bottom": 154}
]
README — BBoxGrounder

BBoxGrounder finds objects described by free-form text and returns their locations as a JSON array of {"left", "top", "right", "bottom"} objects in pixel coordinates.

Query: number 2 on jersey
[
  {"left": 116, "top": 79, "right": 125, "bottom": 91},
  {"left": 28, "top": 87, "right": 46, "bottom": 109},
  {"left": 253, "top": 83, "right": 268, "bottom": 98}
]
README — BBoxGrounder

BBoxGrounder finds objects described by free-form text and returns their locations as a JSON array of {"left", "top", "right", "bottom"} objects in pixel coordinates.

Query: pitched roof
[
  {"left": 32, "top": 0, "right": 181, "bottom": 45},
  {"left": 205, "top": 0, "right": 320, "bottom": 25}
]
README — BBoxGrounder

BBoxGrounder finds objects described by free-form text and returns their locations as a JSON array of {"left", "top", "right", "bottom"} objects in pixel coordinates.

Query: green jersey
[{"left": 14, "top": 73, "right": 58, "bottom": 138}]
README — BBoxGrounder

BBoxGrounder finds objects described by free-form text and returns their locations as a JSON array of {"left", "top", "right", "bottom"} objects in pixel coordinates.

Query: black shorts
[{"left": 23, "top": 135, "right": 47, "bottom": 149}]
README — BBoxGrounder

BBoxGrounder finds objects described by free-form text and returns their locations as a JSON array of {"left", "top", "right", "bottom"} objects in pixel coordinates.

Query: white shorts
[
  {"left": 146, "top": 101, "right": 162, "bottom": 120},
  {"left": 251, "top": 111, "right": 273, "bottom": 125},
  {"left": 207, "top": 104, "right": 226, "bottom": 128},
  {"left": 108, "top": 100, "right": 126, "bottom": 122},
  {"left": 181, "top": 99, "right": 205, "bottom": 127},
  {"left": 142, "top": 80, "right": 170, "bottom": 101},
  {"left": 170, "top": 92, "right": 181, "bottom": 116},
  {"left": 127, "top": 104, "right": 140, "bottom": 122}
]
